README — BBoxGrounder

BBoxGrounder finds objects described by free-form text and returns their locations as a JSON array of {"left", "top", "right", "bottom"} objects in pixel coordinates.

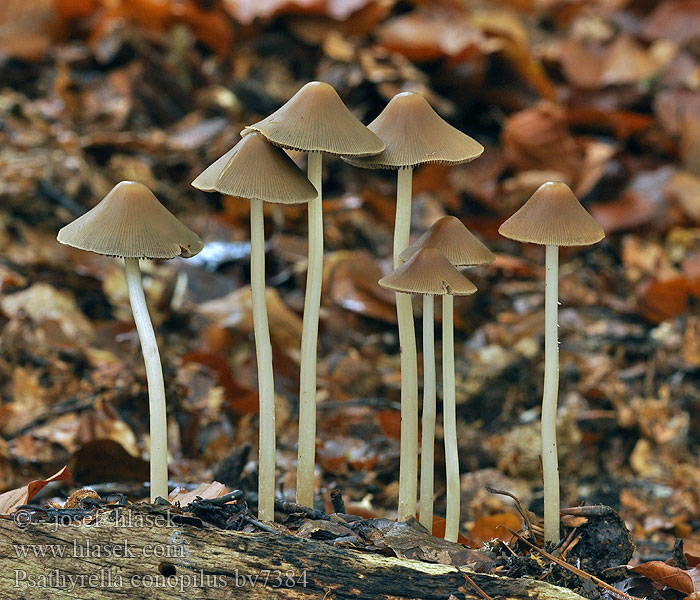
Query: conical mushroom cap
[
  {"left": 343, "top": 92, "right": 484, "bottom": 170},
  {"left": 498, "top": 181, "right": 605, "bottom": 247},
  {"left": 379, "top": 247, "right": 477, "bottom": 296},
  {"left": 57, "top": 181, "right": 204, "bottom": 259},
  {"left": 400, "top": 216, "right": 495, "bottom": 266},
  {"left": 192, "top": 133, "right": 317, "bottom": 204},
  {"left": 245, "top": 81, "right": 385, "bottom": 156}
]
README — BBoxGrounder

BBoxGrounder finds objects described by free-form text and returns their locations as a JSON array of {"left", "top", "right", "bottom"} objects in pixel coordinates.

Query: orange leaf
[
  {"left": 427, "top": 514, "right": 471, "bottom": 545},
  {"left": 468, "top": 512, "right": 522, "bottom": 547}
]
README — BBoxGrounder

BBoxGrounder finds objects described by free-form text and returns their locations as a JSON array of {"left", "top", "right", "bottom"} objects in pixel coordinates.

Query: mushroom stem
[
  {"left": 297, "top": 150, "right": 323, "bottom": 508},
  {"left": 442, "top": 294, "right": 459, "bottom": 542},
  {"left": 251, "top": 198, "right": 276, "bottom": 521},
  {"left": 124, "top": 257, "right": 168, "bottom": 502},
  {"left": 419, "top": 293, "right": 436, "bottom": 533},
  {"left": 395, "top": 166, "right": 418, "bottom": 521},
  {"left": 542, "top": 244, "right": 560, "bottom": 544}
]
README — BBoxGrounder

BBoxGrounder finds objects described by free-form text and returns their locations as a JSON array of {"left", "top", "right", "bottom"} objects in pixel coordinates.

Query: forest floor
[{"left": 2, "top": 0, "right": 700, "bottom": 598}]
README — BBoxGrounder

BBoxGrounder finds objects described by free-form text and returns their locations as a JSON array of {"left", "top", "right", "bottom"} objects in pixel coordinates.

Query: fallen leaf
[
  {"left": 642, "top": 0, "right": 700, "bottom": 46},
  {"left": 502, "top": 102, "right": 583, "bottom": 183},
  {"left": 169, "top": 482, "right": 229, "bottom": 507},
  {"left": 468, "top": 512, "right": 523, "bottom": 547},
  {"left": 631, "top": 560, "right": 700, "bottom": 595},
  {"left": 70, "top": 439, "right": 149, "bottom": 484},
  {"left": 0, "top": 466, "right": 72, "bottom": 515},
  {"left": 638, "top": 276, "right": 700, "bottom": 322}
]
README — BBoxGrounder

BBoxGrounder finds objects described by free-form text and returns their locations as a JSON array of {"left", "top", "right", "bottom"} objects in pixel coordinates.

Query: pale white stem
[
  {"left": 419, "top": 294, "right": 436, "bottom": 533},
  {"left": 542, "top": 244, "right": 560, "bottom": 544},
  {"left": 443, "top": 294, "right": 459, "bottom": 542},
  {"left": 251, "top": 198, "right": 275, "bottom": 521},
  {"left": 395, "top": 166, "right": 418, "bottom": 521},
  {"left": 124, "top": 257, "right": 168, "bottom": 502},
  {"left": 296, "top": 150, "right": 323, "bottom": 508}
]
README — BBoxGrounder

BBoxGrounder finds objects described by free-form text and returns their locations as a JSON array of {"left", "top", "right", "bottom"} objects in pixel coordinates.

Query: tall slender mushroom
[
  {"left": 345, "top": 92, "right": 483, "bottom": 520},
  {"left": 57, "top": 181, "right": 203, "bottom": 501},
  {"left": 192, "top": 132, "right": 317, "bottom": 521},
  {"left": 245, "top": 82, "right": 384, "bottom": 508},
  {"left": 498, "top": 182, "right": 604, "bottom": 544},
  {"left": 400, "top": 216, "right": 494, "bottom": 534},
  {"left": 379, "top": 248, "right": 476, "bottom": 541}
]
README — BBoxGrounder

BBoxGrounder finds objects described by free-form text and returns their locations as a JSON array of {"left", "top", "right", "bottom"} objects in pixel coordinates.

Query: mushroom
[
  {"left": 379, "top": 248, "right": 477, "bottom": 542},
  {"left": 57, "top": 181, "right": 203, "bottom": 501},
  {"left": 345, "top": 92, "right": 483, "bottom": 521},
  {"left": 400, "top": 216, "right": 494, "bottom": 534},
  {"left": 498, "top": 181, "right": 604, "bottom": 544},
  {"left": 192, "top": 132, "right": 317, "bottom": 521},
  {"left": 245, "top": 81, "right": 384, "bottom": 508}
]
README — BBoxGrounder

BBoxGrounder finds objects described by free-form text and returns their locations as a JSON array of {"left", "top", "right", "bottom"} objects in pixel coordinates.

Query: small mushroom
[
  {"left": 400, "top": 216, "right": 494, "bottom": 534},
  {"left": 379, "top": 248, "right": 477, "bottom": 542},
  {"left": 345, "top": 93, "right": 483, "bottom": 521},
  {"left": 499, "top": 181, "right": 604, "bottom": 544},
  {"left": 192, "top": 132, "right": 317, "bottom": 521},
  {"left": 57, "top": 181, "right": 203, "bottom": 501},
  {"left": 245, "top": 81, "right": 384, "bottom": 508}
]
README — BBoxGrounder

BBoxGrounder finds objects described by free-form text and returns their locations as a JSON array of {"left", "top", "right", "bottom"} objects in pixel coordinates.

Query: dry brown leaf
[
  {"left": 376, "top": 9, "right": 491, "bottom": 63},
  {"left": 168, "top": 482, "right": 229, "bottom": 507},
  {"left": 666, "top": 170, "right": 700, "bottom": 222},
  {"left": 600, "top": 36, "right": 675, "bottom": 86},
  {"left": 0, "top": 0, "right": 56, "bottom": 61},
  {"left": 631, "top": 560, "right": 700, "bottom": 595},
  {"left": 655, "top": 89, "right": 700, "bottom": 137},
  {"left": 223, "top": 0, "right": 379, "bottom": 25},
  {"left": 502, "top": 102, "right": 584, "bottom": 182},
  {"left": 0, "top": 466, "right": 72, "bottom": 515},
  {"left": 325, "top": 251, "right": 397, "bottom": 323},
  {"left": 70, "top": 439, "right": 149, "bottom": 484},
  {"left": 642, "top": 0, "right": 700, "bottom": 46}
]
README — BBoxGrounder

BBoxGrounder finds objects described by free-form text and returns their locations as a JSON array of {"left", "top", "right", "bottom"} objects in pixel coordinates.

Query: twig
[
  {"left": 458, "top": 569, "right": 493, "bottom": 600},
  {"left": 274, "top": 499, "right": 330, "bottom": 521},
  {"left": 486, "top": 486, "right": 541, "bottom": 540},
  {"left": 243, "top": 515, "right": 277, "bottom": 533},
  {"left": 506, "top": 528, "right": 642, "bottom": 600}
]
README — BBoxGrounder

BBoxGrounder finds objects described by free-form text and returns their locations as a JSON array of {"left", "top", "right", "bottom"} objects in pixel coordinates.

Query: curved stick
[
  {"left": 124, "top": 257, "right": 168, "bottom": 502},
  {"left": 442, "top": 294, "right": 459, "bottom": 542},
  {"left": 419, "top": 294, "right": 436, "bottom": 533},
  {"left": 251, "top": 198, "right": 276, "bottom": 521},
  {"left": 297, "top": 151, "right": 323, "bottom": 508},
  {"left": 395, "top": 167, "right": 418, "bottom": 521},
  {"left": 542, "top": 245, "right": 560, "bottom": 544}
]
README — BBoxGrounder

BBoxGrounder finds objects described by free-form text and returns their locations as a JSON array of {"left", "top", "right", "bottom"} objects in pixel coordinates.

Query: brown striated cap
[
  {"left": 343, "top": 92, "right": 484, "bottom": 170},
  {"left": 57, "top": 181, "right": 204, "bottom": 259},
  {"left": 400, "top": 216, "right": 494, "bottom": 266},
  {"left": 244, "top": 81, "right": 385, "bottom": 156},
  {"left": 192, "top": 132, "right": 317, "bottom": 204},
  {"left": 498, "top": 181, "right": 605, "bottom": 247},
  {"left": 379, "top": 247, "right": 477, "bottom": 296}
]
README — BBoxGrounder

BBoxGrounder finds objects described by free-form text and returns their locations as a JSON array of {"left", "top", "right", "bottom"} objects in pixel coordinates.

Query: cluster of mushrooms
[{"left": 56, "top": 81, "right": 604, "bottom": 545}]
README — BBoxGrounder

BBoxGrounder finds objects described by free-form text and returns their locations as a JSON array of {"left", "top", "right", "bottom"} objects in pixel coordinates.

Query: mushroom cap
[
  {"left": 192, "top": 132, "right": 317, "bottom": 204},
  {"left": 245, "top": 81, "right": 385, "bottom": 156},
  {"left": 57, "top": 181, "right": 204, "bottom": 259},
  {"left": 400, "top": 216, "right": 495, "bottom": 266},
  {"left": 498, "top": 181, "right": 605, "bottom": 247},
  {"left": 379, "top": 247, "right": 477, "bottom": 296},
  {"left": 343, "top": 92, "right": 484, "bottom": 170}
]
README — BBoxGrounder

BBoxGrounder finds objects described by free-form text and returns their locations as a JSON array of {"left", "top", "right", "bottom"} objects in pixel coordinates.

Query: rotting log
[{"left": 0, "top": 507, "right": 588, "bottom": 600}]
